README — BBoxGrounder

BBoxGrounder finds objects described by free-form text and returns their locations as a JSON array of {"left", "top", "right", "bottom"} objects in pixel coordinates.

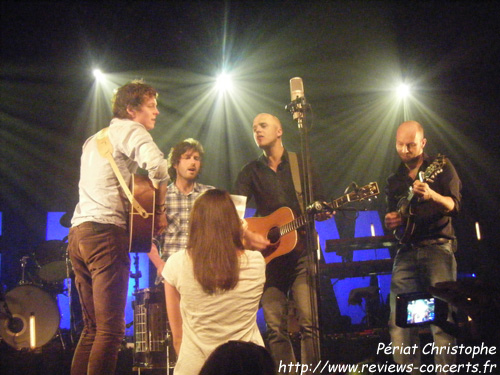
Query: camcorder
[{"left": 395, "top": 292, "right": 448, "bottom": 328}]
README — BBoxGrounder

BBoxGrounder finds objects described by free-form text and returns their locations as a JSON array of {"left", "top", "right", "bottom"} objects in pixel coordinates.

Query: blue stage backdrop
[
  {"left": 46, "top": 212, "right": 149, "bottom": 335},
  {"left": 316, "top": 210, "right": 391, "bottom": 326},
  {"left": 45, "top": 209, "right": 391, "bottom": 334}
]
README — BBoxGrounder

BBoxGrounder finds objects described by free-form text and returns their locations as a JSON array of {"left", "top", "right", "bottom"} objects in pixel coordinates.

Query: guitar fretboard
[
  {"left": 278, "top": 182, "right": 379, "bottom": 237},
  {"left": 280, "top": 214, "right": 309, "bottom": 236}
]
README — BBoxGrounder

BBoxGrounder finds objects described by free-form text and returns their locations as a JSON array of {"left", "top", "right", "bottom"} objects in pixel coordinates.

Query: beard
[{"left": 401, "top": 153, "right": 423, "bottom": 168}]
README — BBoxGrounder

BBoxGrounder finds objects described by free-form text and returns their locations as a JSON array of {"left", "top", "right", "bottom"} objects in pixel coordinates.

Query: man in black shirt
[
  {"left": 385, "top": 120, "right": 462, "bottom": 375},
  {"left": 235, "top": 113, "right": 330, "bottom": 373}
]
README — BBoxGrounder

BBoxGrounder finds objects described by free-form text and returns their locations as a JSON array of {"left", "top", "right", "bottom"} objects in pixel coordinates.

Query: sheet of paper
[{"left": 230, "top": 194, "right": 247, "bottom": 220}]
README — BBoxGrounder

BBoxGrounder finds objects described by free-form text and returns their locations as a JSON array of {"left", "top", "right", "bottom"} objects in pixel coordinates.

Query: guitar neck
[
  {"left": 277, "top": 182, "right": 380, "bottom": 238},
  {"left": 278, "top": 195, "right": 350, "bottom": 236},
  {"left": 278, "top": 193, "right": 355, "bottom": 236},
  {"left": 280, "top": 213, "right": 310, "bottom": 237}
]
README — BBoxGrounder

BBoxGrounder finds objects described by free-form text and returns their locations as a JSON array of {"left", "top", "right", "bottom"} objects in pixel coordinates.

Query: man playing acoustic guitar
[
  {"left": 68, "top": 80, "right": 170, "bottom": 375},
  {"left": 234, "top": 113, "right": 331, "bottom": 373},
  {"left": 384, "top": 120, "right": 462, "bottom": 375}
]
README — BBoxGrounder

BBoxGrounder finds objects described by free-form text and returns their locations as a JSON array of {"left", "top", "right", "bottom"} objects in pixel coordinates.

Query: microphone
[
  {"left": 290, "top": 77, "right": 304, "bottom": 101},
  {"left": 286, "top": 77, "right": 307, "bottom": 120}
]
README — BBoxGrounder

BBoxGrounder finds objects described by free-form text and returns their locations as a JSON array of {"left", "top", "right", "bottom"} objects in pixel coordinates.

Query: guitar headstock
[
  {"left": 350, "top": 182, "right": 380, "bottom": 202},
  {"left": 329, "top": 182, "right": 380, "bottom": 211},
  {"left": 424, "top": 154, "right": 446, "bottom": 181}
]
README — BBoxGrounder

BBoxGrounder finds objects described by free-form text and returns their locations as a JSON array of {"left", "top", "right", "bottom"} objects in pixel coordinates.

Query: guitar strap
[
  {"left": 95, "top": 127, "right": 148, "bottom": 218},
  {"left": 288, "top": 151, "right": 305, "bottom": 214}
]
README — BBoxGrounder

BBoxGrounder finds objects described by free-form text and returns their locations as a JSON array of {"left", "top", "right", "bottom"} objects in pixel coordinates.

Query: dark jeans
[
  {"left": 262, "top": 252, "right": 318, "bottom": 374},
  {"left": 68, "top": 222, "right": 130, "bottom": 375},
  {"left": 389, "top": 241, "right": 457, "bottom": 375}
]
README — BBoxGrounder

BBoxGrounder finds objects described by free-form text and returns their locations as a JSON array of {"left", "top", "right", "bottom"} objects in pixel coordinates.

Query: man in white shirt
[{"left": 68, "top": 80, "right": 169, "bottom": 375}]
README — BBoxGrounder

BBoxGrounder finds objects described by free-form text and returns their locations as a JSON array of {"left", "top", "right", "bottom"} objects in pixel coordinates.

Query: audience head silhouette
[{"left": 198, "top": 340, "right": 276, "bottom": 375}]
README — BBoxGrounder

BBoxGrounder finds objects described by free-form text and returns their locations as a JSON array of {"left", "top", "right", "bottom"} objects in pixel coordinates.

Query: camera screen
[{"left": 406, "top": 297, "right": 435, "bottom": 324}]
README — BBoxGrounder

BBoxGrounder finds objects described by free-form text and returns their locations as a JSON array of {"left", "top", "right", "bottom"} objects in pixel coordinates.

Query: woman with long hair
[{"left": 162, "top": 189, "right": 266, "bottom": 375}]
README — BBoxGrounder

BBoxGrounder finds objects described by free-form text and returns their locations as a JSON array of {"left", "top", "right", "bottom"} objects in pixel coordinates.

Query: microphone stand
[{"left": 287, "top": 97, "right": 322, "bottom": 362}]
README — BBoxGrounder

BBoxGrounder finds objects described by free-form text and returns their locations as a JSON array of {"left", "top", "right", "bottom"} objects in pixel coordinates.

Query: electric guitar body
[{"left": 394, "top": 155, "right": 446, "bottom": 243}]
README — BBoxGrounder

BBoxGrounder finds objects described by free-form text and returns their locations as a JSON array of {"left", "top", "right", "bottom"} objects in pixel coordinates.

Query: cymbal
[{"left": 59, "top": 212, "right": 72, "bottom": 228}]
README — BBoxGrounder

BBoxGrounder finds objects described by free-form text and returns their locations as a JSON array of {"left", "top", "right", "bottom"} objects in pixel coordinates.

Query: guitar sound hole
[{"left": 267, "top": 227, "right": 281, "bottom": 244}]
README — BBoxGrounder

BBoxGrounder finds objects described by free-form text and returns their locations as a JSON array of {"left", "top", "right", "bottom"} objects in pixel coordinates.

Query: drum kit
[
  {"left": 0, "top": 230, "right": 176, "bottom": 371},
  {"left": 0, "top": 239, "right": 71, "bottom": 350}
]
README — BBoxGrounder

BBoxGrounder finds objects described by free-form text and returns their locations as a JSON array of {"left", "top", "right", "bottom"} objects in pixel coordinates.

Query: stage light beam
[
  {"left": 396, "top": 83, "right": 411, "bottom": 99},
  {"left": 93, "top": 69, "right": 105, "bottom": 82},
  {"left": 216, "top": 72, "right": 233, "bottom": 93}
]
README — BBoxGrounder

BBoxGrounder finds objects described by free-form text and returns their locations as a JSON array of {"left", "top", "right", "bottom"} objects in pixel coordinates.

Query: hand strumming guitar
[
  {"left": 241, "top": 219, "right": 271, "bottom": 251},
  {"left": 154, "top": 182, "right": 168, "bottom": 236},
  {"left": 384, "top": 211, "right": 402, "bottom": 230}
]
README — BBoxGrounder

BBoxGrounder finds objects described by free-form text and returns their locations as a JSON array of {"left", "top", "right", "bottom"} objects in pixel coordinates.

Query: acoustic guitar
[
  {"left": 245, "top": 182, "right": 380, "bottom": 264},
  {"left": 394, "top": 154, "right": 446, "bottom": 243},
  {"left": 129, "top": 174, "right": 155, "bottom": 253}
]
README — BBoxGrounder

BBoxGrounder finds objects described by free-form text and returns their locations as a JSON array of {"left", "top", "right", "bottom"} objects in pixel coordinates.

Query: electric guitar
[
  {"left": 394, "top": 154, "right": 446, "bottom": 243},
  {"left": 245, "top": 182, "right": 380, "bottom": 264},
  {"left": 129, "top": 174, "right": 155, "bottom": 252}
]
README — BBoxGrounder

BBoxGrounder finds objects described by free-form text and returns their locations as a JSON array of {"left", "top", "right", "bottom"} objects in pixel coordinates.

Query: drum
[
  {"left": 35, "top": 240, "right": 69, "bottom": 283},
  {"left": 0, "top": 284, "right": 60, "bottom": 349},
  {"left": 133, "top": 285, "right": 176, "bottom": 369}
]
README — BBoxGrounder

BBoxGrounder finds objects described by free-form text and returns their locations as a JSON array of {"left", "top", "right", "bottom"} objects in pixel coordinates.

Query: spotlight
[
  {"left": 93, "top": 69, "right": 104, "bottom": 82},
  {"left": 396, "top": 83, "right": 411, "bottom": 99},
  {"left": 216, "top": 72, "right": 233, "bottom": 92}
]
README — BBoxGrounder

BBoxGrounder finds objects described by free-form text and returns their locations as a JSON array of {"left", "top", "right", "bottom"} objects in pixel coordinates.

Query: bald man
[
  {"left": 385, "top": 121, "right": 462, "bottom": 375},
  {"left": 234, "top": 113, "right": 330, "bottom": 373}
]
